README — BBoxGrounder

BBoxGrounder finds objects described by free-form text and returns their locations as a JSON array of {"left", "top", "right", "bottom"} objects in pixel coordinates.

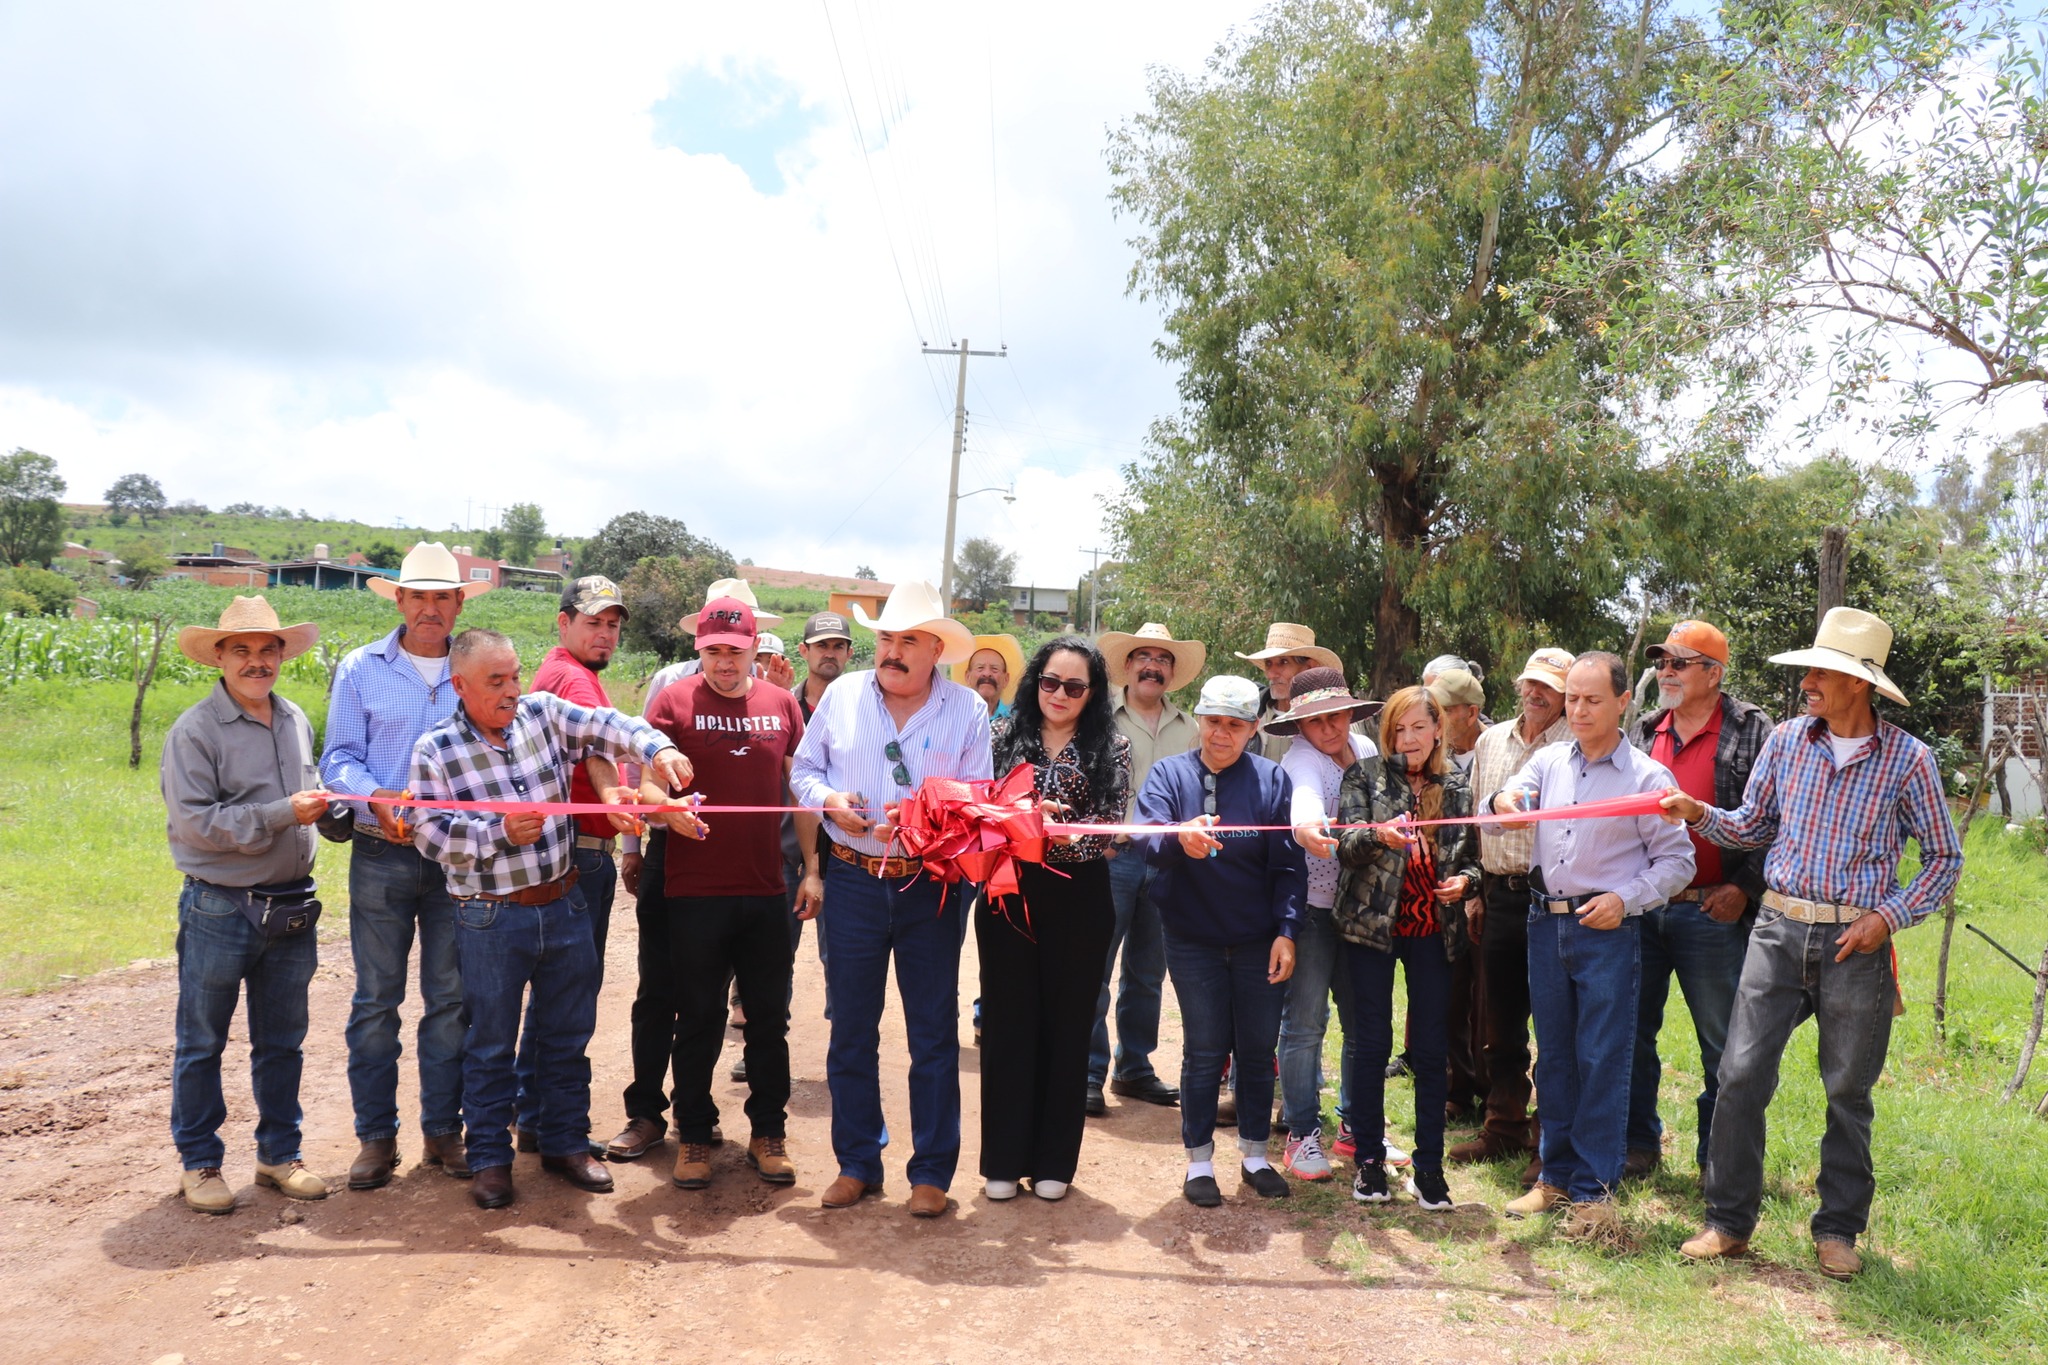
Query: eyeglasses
[
  {"left": 1655, "top": 656, "right": 1716, "bottom": 674},
  {"left": 1037, "top": 674, "right": 1090, "bottom": 699},
  {"left": 1129, "top": 649, "right": 1176, "bottom": 667},
  {"left": 884, "top": 740, "right": 912, "bottom": 788},
  {"left": 1201, "top": 769, "right": 1217, "bottom": 818}
]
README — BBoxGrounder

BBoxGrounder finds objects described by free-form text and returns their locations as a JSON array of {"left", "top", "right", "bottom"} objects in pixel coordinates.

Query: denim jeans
[
  {"left": 1162, "top": 928, "right": 1284, "bottom": 1157},
  {"left": 1703, "top": 908, "right": 1897, "bottom": 1245},
  {"left": 1278, "top": 901, "right": 1358, "bottom": 1136},
  {"left": 820, "top": 859, "right": 966, "bottom": 1189},
  {"left": 1342, "top": 933, "right": 1452, "bottom": 1170},
  {"left": 1088, "top": 849, "right": 1168, "bottom": 1086},
  {"left": 455, "top": 892, "right": 600, "bottom": 1172},
  {"left": 344, "top": 833, "right": 465, "bottom": 1141},
  {"left": 1627, "top": 901, "right": 1751, "bottom": 1164},
  {"left": 516, "top": 843, "right": 615, "bottom": 1131},
  {"left": 171, "top": 879, "right": 318, "bottom": 1169},
  {"left": 1528, "top": 906, "right": 1641, "bottom": 1203}
]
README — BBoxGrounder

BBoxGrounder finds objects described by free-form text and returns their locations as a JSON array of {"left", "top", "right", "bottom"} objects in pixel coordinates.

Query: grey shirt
[{"left": 162, "top": 680, "right": 319, "bottom": 888}]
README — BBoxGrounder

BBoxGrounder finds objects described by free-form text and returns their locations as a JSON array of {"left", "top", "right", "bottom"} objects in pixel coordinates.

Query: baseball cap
[
  {"left": 1427, "top": 667, "right": 1485, "bottom": 710},
  {"left": 802, "top": 611, "right": 852, "bottom": 644},
  {"left": 1193, "top": 674, "right": 1262, "bottom": 721},
  {"left": 755, "top": 631, "right": 786, "bottom": 658},
  {"left": 694, "top": 596, "right": 757, "bottom": 652},
  {"left": 1646, "top": 619, "right": 1729, "bottom": 666},
  {"left": 1515, "top": 647, "right": 1574, "bottom": 693},
  {"left": 560, "top": 575, "right": 627, "bottom": 619}
]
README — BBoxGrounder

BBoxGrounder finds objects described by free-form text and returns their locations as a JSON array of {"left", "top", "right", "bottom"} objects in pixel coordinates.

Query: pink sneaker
[
  {"left": 1283, "top": 1129, "right": 1332, "bottom": 1181},
  {"left": 1330, "top": 1122, "right": 1357, "bottom": 1160}
]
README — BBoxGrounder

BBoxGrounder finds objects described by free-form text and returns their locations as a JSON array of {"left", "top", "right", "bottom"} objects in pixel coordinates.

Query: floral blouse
[{"left": 992, "top": 718, "right": 1132, "bottom": 865}]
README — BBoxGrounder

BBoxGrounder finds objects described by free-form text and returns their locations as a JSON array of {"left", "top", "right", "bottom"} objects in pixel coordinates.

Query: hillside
[{"left": 59, "top": 503, "right": 566, "bottom": 566}]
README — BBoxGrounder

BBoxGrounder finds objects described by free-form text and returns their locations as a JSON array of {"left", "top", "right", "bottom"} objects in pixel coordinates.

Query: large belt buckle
[{"left": 1544, "top": 898, "right": 1575, "bottom": 915}]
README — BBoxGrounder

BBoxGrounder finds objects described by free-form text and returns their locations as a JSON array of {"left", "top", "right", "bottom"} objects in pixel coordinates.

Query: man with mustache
[
  {"left": 1236, "top": 622, "right": 1344, "bottom": 765},
  {"left": 955, "top": 634, "right": 1022, "bottom": 720},
  {"left": 162, "top": 597, "right": 331, "bottom": 1214},
  {"left": 789, "top": 581, "right": 991, "bottom": 1218}
]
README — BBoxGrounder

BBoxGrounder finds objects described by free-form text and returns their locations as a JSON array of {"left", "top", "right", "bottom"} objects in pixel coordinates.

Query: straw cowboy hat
[
  {"left": 1263, "top": 665, "right": 1381, "bottom": 736},
  {"left": 850, "top": 579, "right": 977, "bottom": 665},
  {"left": 1233, "top": 622, "right": 1343, "bottom": 673},
  {"left": 177, "top": 595, "right": 319, "bottom": 666},
  {"left": 950, "top": 634, "right": 1025, "bottom": 704},
  {"left": 369, "top": 542, "right": 494, "bottom": 601},
  {"left": 1098, "top": 622, "right": 1208, "bottom": 689},
  {"left": 681, "top": 577, "right": 783, "bottom": 634},
  {"left": 1769, "top": 607, "right": 1910, "bottom": 706}
]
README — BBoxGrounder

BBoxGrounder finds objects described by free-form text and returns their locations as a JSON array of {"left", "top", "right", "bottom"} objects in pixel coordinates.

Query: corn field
[{"left": 0, "top": 617, "right": 342, "bottom": 688}]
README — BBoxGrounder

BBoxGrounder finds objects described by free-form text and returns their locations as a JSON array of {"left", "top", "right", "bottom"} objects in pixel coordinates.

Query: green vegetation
[{"left": 58, "top": 501, "right": 521, "bottom": 568}]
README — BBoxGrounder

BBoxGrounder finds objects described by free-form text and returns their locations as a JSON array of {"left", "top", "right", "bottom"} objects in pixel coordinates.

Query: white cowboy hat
[
  {"left": 177, "top": 595, "right": 319, "bottom": 666},
  {"left": 1769, "top": 607, "right": 1909, "bottom": 706},
  {"left": 1233, "top": 622, "right": 1343, "bottom": 672},
  {"left": 369, "top": 542, "right": 494, "bottom": 601},
  {"left": 1098, "top": 622, "right": 1208, "bottom": 689},
  {"left": 681, "top": 577, "right": 783, "bottom": 634},
  {"left": 850, "top": 579, "right": 977, "bottom": 665},
  {"left": 950, "top": 634, "right": 1025, "bottom": 703}
]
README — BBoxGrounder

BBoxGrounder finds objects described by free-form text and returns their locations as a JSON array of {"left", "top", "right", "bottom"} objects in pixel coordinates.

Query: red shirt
[
  {"left": 645, "top": 675, "right": 805, "bottom": 898},
  {"left": 530, "top": 645, "right": 615, "bottom": 840},
  {"left": 1651, "top": 705, "right": 1725, "bottom": 888},
  {"left": 1395, "top": 833, "right": 1442, "bottom": 937}
]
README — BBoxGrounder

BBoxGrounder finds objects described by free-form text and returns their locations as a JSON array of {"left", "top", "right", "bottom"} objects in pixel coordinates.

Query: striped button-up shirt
[
  {"left": 408, "top": 693, "right": 674, "bottom": 899},
  {"left": 1693, "top": 715, "right": 1963, "bottom": 932},
  {"left": 320, "top": 626, "right": 460, "bottom": 796},
  {"left": 1469, "top": 711, "right": 1570, "bottom": 875},
  {"left": 788, "top": 668, "right": 992, "bottom": 857}
]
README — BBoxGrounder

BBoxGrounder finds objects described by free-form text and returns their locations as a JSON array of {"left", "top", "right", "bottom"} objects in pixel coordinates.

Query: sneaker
[
  {"left": 1283, "top": 1128, "right": 1333, "bottom": 1181},
  {"left": 1407, "top": 1168, "right": 1454, "bottom": 1210},
  {"left": 1382, "top": 1139, "right": 1411, "bottom": 1168},
  {"left": 1032, "top": 1179, "right": 1069, "bottom": 1201},
  {"left": 1240, "top": 1163, "right": 1291, "bottom": 1199},
  {"left": 984, "top": 1178, "right": 1019, "bottom": 1201},
  {"left": 1351, "top": 1160, "right": 1390, "bottom": 1204},
  {"left": 730, "top": 1056, "right": 749, "bottom": 1083},
  {"left": 1385, "top": 1054, "right": 1412, "bottom": 1080},
  {"left": 1330, "top": 1121, "right": 1357, "bottom": 1160}
]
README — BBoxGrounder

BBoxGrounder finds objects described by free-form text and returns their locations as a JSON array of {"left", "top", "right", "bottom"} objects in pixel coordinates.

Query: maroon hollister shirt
[
  {"left": 530, "top": 645, "right": 615, "bottom": 841},
  {"left": 645, "top": 674, "right": 805, "bottom": 898}
]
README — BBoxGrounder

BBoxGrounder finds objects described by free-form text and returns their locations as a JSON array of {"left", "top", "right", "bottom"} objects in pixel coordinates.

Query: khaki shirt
[
  {"left": 1469, "top": 710, "right": 1571, "bottom": 875},
  {"left": 1111, "top": 688, "right": 1198, "bottom": 820}
]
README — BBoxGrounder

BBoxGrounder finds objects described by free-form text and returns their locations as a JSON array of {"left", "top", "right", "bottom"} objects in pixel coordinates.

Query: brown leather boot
[
  {"left": 348, "top": 1138, "right": 400, "bottom": 1191},
  {"left": 672, "top": 1142, "right": 715, "bottom": 1190},
  {"left": 747, "top": 1136, "right": 796, "bottom": 1185},
  {"left": 422, "top": 1132, "right": 471, "bottom": 1179}
]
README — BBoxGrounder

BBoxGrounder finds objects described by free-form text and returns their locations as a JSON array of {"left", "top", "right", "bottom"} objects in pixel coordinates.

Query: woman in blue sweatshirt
[{"left": 1135, "top": 674, "right": 1305, "bottom": 1206}]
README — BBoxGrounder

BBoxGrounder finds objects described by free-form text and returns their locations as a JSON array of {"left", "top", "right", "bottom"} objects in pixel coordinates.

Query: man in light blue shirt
[{"left": 788, "top": 581, "right": 991, "bottom": 1218}]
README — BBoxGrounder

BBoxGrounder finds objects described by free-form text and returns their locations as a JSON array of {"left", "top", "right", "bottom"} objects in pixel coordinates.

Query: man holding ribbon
[{"left": 788, "top": 581, "right": 991, "bottom": 1218}]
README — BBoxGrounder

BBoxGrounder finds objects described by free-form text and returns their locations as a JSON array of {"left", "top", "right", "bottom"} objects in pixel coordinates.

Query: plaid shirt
[
  {"left": 1630, "top": 693, "right": 1776, "bottom": 903},
  {"left": 1694, "top": 715, "right": 1963, "bottom": 933},
  {"left": 408, "top": 692, "right": 674, "bottom": 899}
]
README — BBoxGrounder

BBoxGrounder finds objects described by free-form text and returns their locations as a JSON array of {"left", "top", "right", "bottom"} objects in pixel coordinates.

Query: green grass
[{"left": 1308, "top": 820, "right": 2048, "bottom": 1363}]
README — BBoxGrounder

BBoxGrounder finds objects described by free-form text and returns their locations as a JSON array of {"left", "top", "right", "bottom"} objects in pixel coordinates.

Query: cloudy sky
[{"left": 0, "top": 1, "right": 1270, "bottom": 589}]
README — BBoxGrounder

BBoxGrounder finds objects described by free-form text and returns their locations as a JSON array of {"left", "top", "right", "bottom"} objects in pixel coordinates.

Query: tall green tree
[
  {"left": 501, "top": 501, "right": 547, "bottom": 565},
  {"left": 952, "top": 536, "right": 1017, "bottom": 611},
  {"left": 580, "top": 512, "right": 729, "bottom": 584},
  {"left": 621, "top": 552, "right": 740, "bottom": 663},
  {"left": 1108, "top": 0, "right": 1699, "bottom": 696},
  {"left": 104, "top": 473, "right": 167, "bottom": 527},
  {"left": 0, "top": 449, "right": 66, "bottom": 567}
]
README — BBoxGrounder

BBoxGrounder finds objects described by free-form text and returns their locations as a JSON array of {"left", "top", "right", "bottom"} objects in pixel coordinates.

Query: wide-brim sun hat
[
  {"left": 1233, "top": 621, "right": 1342, "bottom": 673},
  {"left": 1099, "top": 622, "right": 1208, "bottom": 689},
  {"left": 1769, "top": 607, "right": 1909, "bottom": 706},
  {"left": 1263, "top": 665, "right": 1381, "bottom": 736},
  {"left": 368, "top": 541, "right": 494, "bottom": 601},
  {"left": 682, "top": 577, "right": 783, "bottom": 633},
  {"left": 850, "top": 579, "right": 977, "bottom": 665},
  {"left": 950, "top": 633, "right": 1025, "bottom": 703},
  {"left": 178, "top": 595, "right": 319, "bottom": 666}
]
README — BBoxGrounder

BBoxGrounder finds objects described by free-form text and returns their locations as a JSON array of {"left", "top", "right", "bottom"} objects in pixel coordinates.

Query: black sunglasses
[
  {"left": 1036, "top": 674, "right": 1090, "bottom": 699},
  {"left": 1655, "top": 656, "right": 1716, "bottom": 673},
  {"left": 884, "top": 739, "right": 912, "bottom": 788}
]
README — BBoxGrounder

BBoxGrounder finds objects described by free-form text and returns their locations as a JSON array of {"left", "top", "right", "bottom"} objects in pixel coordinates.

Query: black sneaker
[
  {"left": 1241, "top": 1163, "right": 1291, "bottom": 1199},
  {"left": 1352, "top": 1160, "right": 1391, "bottom": 1204},
  {"left": 1183, "top": 1174, "right": 1223, "bottom": 1207},
  {"left": 1407, "top": 1167, "right": 1454, "bottom": 1210}
]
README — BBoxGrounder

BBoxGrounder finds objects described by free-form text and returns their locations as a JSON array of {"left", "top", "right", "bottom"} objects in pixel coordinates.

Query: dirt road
[{"left": 0, "top": 918, "right": 1570, "bottom": 1364}]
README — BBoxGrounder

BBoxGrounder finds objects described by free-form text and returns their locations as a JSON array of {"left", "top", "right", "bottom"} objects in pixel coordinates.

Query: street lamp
[{"left": 942, "top": 483, "right": 1016, "bottom": 607}]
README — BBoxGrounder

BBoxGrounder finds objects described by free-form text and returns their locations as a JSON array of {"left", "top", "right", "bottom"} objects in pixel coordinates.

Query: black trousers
[
  {"left": 1478, "top": 871, "right": 1535, "bottom": 1142},
  {"left": 977, "top": 858, "right": 1115, "bottom": 1184},
  {"left": 623, "top": 828, "right": 675, "bottom": 1121},
  {"left": 1445, "top": 916, "right": 1490, "bottom": 1111},
  {"left": 668, "top": 892, "right": 794, "bottom": 1143}
]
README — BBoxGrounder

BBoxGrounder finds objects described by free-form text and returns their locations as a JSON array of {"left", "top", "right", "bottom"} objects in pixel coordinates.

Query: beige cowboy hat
[
  {"left": 950, "top": 634, "right": 1025, "bottom": 704},
  {"left": 177, "top": 595, "right": 319, "bottom": 666},
  {"left": 1233, "top": 622, "right": 1343, "bottom": 673},
  {"left": 369, "top": 541, "right": 494, "bottom": 601},
  {"left": 850, "top": 579, "right": 977, "bottom": 665},
  {"left": 681, "top": 577, "right": 783, "bottom": 634},
  {"left": 1099, "top": 622, "right": 1208, "bottom": 689},
  {"left": 1769, "top": 607, "right": 1909, "bottom": 706}
]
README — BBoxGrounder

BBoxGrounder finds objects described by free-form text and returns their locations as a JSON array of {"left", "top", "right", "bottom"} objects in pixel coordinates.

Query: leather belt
[
  {"left": 829, "top": 840, "right": 921, "bottom": 879},
  {"left": 459, "top": 865, "right": 580, "bottom": 907},
  {"left": 574, "top": 835, "right": 616, "bottom": 851},
  {"left": 1763, "top": 889, "right": 1872, "bottom": 924},
  {"left": 1669, "top": 887, "right": 1706, "bottom": 904},
  {"left": 1488, "top": 872, "right": 1531, "bottom": 893},
  {"left": 1535, "top": 890, "right": 1598, "bottom": 915}
]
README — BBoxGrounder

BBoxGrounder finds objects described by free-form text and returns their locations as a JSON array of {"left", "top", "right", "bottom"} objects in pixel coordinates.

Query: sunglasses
[
  {"left": 1655, "top": 656, "right": 1716, "bottom": 673},
  {"left": 1201, "top": 769, "right": 1217, "bottom": 819},
  {"left": 1036, "top": 674, "right": 1090, "bottom": 699},
  {"left": 884, "top": 739, "right": 912, "bottom": 788}
]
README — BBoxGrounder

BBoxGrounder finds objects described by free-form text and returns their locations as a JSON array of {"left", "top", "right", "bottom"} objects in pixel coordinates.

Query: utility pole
[
  {"left": 922, "top": 338, "right": 1007, "bottom": 609},
  {"left": 1079, "top": 545, "right": 1106, "bottom": 636}
]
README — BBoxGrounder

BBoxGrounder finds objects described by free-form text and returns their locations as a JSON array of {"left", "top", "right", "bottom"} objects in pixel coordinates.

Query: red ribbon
[{"left": 889, "top": 764, "right": 1048, "bottom": 901}]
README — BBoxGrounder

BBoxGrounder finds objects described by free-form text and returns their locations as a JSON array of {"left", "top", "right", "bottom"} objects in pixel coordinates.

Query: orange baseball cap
[{"left": 1647, "top": 620, "right": 1728, "bottom": 666}]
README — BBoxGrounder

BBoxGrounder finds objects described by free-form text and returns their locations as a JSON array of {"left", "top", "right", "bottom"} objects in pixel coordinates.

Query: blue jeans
[
  {"left": 1278, "top": 901, "right": 1358, "bottom": 1136},
  {"left": 345, "top": 834, "right": 465, "bottom": 1141},
  {"left": 1088, "top": 849, "right": 1168, "bottom": 1086},
  {"left": 171, "top": 880, "right": 318, "bottom": 1169},
  {"left": 1162, "top": 928, "right": 1284, "bottom": 1157},
  {"left": 1528, "top": 907, "right": 1641, "bottom": 1204},
  {"left": 516, "top": 843, "right": 616, "bottom": 1131},
  {"left": 1627, "top": 901, "right": 1751, "bottom": 1164},
  {"left": 820, "top": 859, "right": 966, "bottom": 1189},
  {"left": 455, "top": 892, "right": 601, "bottom": 1172},
  {"left": 1342, "top": 933, "right": 1452, "bottom": 1169},
  {"left": 1703, "top": 908, "right": 1897, "bottom": 1245}
]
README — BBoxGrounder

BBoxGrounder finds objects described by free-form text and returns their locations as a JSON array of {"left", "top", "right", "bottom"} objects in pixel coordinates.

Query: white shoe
[
  {"left": 1032, "top": 1179, "right": 1069, "bottom": 1201},
  {"left": 1383, "top": 1140, "right": 1411, "bottom": 1167},
  {"left": 984, "top": 1178, "right": 1019, "bottom": 1200}
]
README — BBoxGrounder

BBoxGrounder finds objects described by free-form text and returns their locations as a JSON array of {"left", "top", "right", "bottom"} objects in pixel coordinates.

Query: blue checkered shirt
[
  {"left": 1693, "top": 715, "right": 1963, "bottom": 932},
  {"left": 408, "top": 692, "right": 674, "bottom": 899},
  {"left": 320, "top": 627, "right": 459, "bottom": 795}
]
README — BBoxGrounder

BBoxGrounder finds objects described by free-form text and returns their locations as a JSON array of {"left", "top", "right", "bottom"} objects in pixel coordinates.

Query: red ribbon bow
[{"left": 890, "top": 764, "right": 1047, "bottom": 901}]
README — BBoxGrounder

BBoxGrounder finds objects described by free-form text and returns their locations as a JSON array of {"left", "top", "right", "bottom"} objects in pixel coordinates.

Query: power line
[
  {"left": 820, "top": 0, "right": 927, "bottom": 345},
  {"left": 987, "top": 36, "right": 1006, "bottom": 346}
]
